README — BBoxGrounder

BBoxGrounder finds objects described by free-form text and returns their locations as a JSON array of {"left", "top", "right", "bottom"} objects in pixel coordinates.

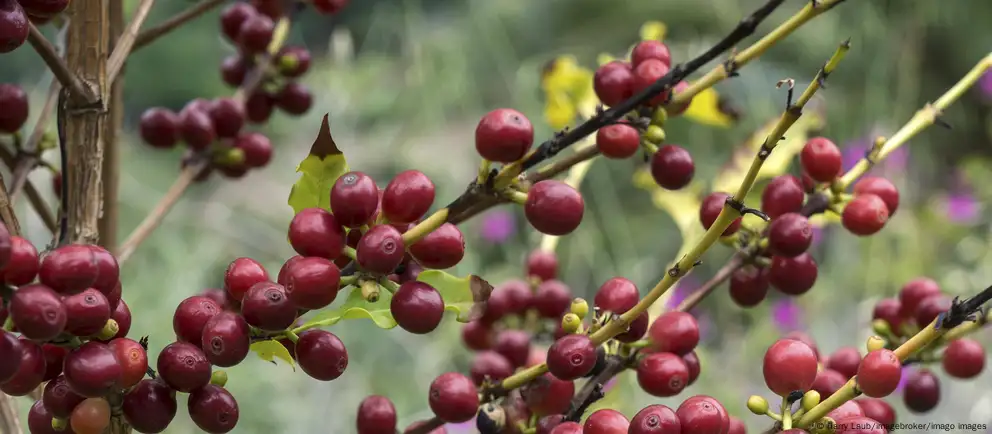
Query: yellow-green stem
[
  {"left": 339, "top": 275, "right": 358, "bottom": 288},
  {"left": 781, "top": 397, "right": 793, "bottom": 430},
  {"left": 477, "top": 159, "right": 492, "bottom": 184},
  {"left": 943, "top": 310, "right": 992, "bottom": 341},
  {"left": 342, "top": 246, "right": 356, "bottom": 260},
  {"left": 401, "top": 208, "right": 450, "bottom": 245},
  {"left": 379, "top": 277, "right": 400, "bottom": 294},
  {"left": 285, "top": 330, "right": 299, "bottom": 343},
  {"left": 837, "top": 53, "right": 992, "bottom": 189},
  {"left": 504, "top": 190, "right": 529, "bottom": 206}
]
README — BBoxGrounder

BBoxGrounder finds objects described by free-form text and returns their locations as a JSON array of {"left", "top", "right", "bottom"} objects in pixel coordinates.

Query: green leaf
[
  {"left": 304, "top": 271, "right": 494, "bottom": 330},
  {"left": 307, "top": 286, "right": 398, "bottom": 329},
  {"left": 249, "top": 340, "right": 296, "bottom": 371},
  {"left": 287, "top": 114, "right": 350, "bottom": 215},
  {"left": 416, "top": 270, "right": 493, "bottom": 323}
]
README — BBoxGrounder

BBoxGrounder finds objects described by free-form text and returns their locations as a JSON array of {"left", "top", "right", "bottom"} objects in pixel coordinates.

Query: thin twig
[
  {"left": 676, "top": 253, "right": 747, "bottom": 312},
  {"left": 131, "top": 0, "right": 228, "bottom": 52},
  {"left": 106, "top": 0, "right": 158, "bottom": 84},
  {"left": 564, "top": 356, "right": 626, "bottom": 421},
  {"left": 26, "top": 23, "right": 96, "bottom": 105},
  {"left": 10, "top": 78, "right": 62, "bottom": 203},
  {"left": 0, "top": 147, "right": 58, "bottom": 233},
  {"left": 116, "top": 163, "right": 202, "bottom": 263}
]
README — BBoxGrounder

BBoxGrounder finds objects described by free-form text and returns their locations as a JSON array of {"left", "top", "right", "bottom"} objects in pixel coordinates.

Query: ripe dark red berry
[
  {"left": 853, "top": 176, "right": 899, "bottom": 215},
  {"left": 521, "top": 372, "right": 574, "bottom": 416},
  {"left": 761, "top": 175, "right": 805, "bottom": 219},
  {"left": 942, "top": 338, "right": 985, "bottom": 378},
  {"left": 312, "top": 0, "right": 348, "bottom": 15},
  {"left": 842, "top": 194, "right": 889, "bottom": 236},
  {"left": 382, "top": 170, "right": 435, "bottom": 223},
  {"left": 356, "top": 224, "right": 406, "bottom": 274},
  {"left": 762, "top": 338, "right": 818, "bottom": 396},
  {"left": 854, "top": 398, "right": 895, "bottom": 427},
  {"left": 800, "top": 137, "right": 843, "bottom": 183},
  {"left": 629, "top": 404, "right": 680, "bottom": 434},
  {"left": 825, "top": 347, "right": 862, "bottom": 379},
  {"left": 122, "top": 379, "right": 178, "bottom": 433},
  {"left": 429, "top": 372, "right": 480, "bottom": 423},
  {"left": 64, "top": 288, "right": 111, "bottom": 336},
  {"left": 475, "top": 108, "right": 534, "bottom": 163},
  {"left": 42, "top": 375, "right": 85, "bottom": 418},
  {"left": 1, "top": 235, "right": 40, "bottom": 285},
  {"left": 234, "top": 132, "right": 273, "bottom": 168},
  {"left": 533, "top": 279, "right": 571, "bottom": 318},
  {"left": 631, "top": 40, "right": 671, "bottom": 68},
  {"left": 357, "top": 395, "right": 397, "bottom": 434},
  {"left": 631, "top": 59, "right": 671, "bottom": 106},
  {"left": 903, "top": 368, "right": 940, "bottom": 413},
  {"left": 1, "top": 338, "right": 44, "bottom": 396},
  {"left": 276, "top": 82, "right": 314, "bottom": 115},
  {"left": 811, "top": 368, "right": 847, "bottom": 398},
  {"left": 278, "top": 45, "right": 312, "bottom": 78},
  {"left": 856, "top": 349, "right": 902, "bottom": 398},
  {"left": 0, "top": 83, "right": 30, "bottom": 132},
  {"left": 296, "top": 329, "right": 348, "bottom": 381},
  {"left": 461, "top": 321, "right": 494, "bottom": 351},
  {"left": 173, "top": 295, "right": 222, "bottom": 345},
  {"left": 593, "top": 61, "right": 635, "bottom": 107},
  {"left": 220, "top": 2, "right": 256, "bottom": 40},
  {"left": 207, "top": 97, "right": 246, "bottom": 138},
  {"left": 675, "top": 396, "right": 729, "bottom": 434},
  {"left": 549, "top": 422, "right": 583, "bottom": 434},
  {"left": 237, "top": 13, "right": 274, "bottom": 53},
  {"left": 469, "top": 351, "right": 514, "bottom": 385},
  {"left": 288, "top": 208, "right": 346, "bottom": 259},
  {"left": 768, "top": 213, "right": 813, "bottom": 257},
  {"left": 139, "top": 108, "right": 180, "bottom": 148},
  {"left": 188, "top": 384, "right": 240, "bottom": 433},
  {"left": 650, "top": 145, "right": 695, "bottom": 190},
  {"left": 284, "top": 256, "right": 341, "bottom": 310},
  {"left": 546, "top": 334, "right": 597, "bottom": 380},
  {"left": 63, "top": 341, "right": 123, "bottom": 397},
  {"left": 584, "top": 408, "right": 629, "bottom": 433},
  {"left": 728, "top": 265, "right": 769, "bottom": 307},
  {"left": 648, "top": 311, "right": 700, "bottom": 356},
  {"left": 157, "top": 341, "right": 212, "bottom": 393},
  {"left": 0, "top": 2, "right": 29, "bottom": 55},
  {"left": 39, "top": 244, "right": 99, "bottom": 294},
  {"left": 524, "top": 180, "right": 585, "bottom": 236},
  {"left": 596, "top": 123, "right": 641, "bottom": 159},
  {"left": 526, "top": 250, "right": 558, "bottom": 281},
  {"left": 410, "top": 223, "right": 465, "bottom": 270},
  {"left": 223, "top": 257, "right": 269, "bottom": 302},
  {"left": 178, "top": 104, "right": 216, "bottom": 150},
  {"left": 107, "top": 338, "right": 147, "bottom": 388},
  {"left": 494, "top": 330, "right": 532, "bottom": 368},
  {"left": 391, "top": 281, "right": 444, "bottom": 334},
  {"left": 331, "top": 171, "right": 380, "bottom": 227},
  {"left": 594, "top": 277, "right": 639, "bottom": 314},
  {"left": 699, "top": 192, "right": 741, "bottom": 236},
  {"left": 201, "top": 311, "right": 251, "bottom": 367},
  {"left": 682, "top": 351, "right": 701, "bottom": 385},
  {"left": 898, "top": 277, "right": 941, "bottom": 318},
  {"left": 872, "top": 298, "right": 904, "bottom": 336},
  {"left": 9, "top": 283, "right": 66, "bottom": 340},
  {"left": 241, "top": 281, "right": 298, "bottom": 331},
  {"left": 637, "top": 352, "right": 689, "bottom": 397},
  {"left": 913, "top": 294, "right": 951, "bottom": 328},
  {"left": 0, "top": 331, "right": 22, "bottom": 384},
  {"left": 768, "top": 252, "right": 818, "bottom": 296}
]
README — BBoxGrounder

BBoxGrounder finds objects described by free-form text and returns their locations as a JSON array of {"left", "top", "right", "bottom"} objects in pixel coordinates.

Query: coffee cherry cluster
[
  {"left": 0, "top": 0, "right": 72, "bottom": 53},
  {"left": 545, "top": 394, "right": 745, "bottom": 434}
]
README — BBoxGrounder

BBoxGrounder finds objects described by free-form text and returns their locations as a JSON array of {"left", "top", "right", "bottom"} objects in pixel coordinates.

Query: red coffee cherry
[
  {"left": 139, "top": 108, "right": 181, "bottom": 149},
  {"left": 913, "top": 294, "right": 951, "bottom": 328},
  {"left": 525, "top": 249, "right": 558, "bottom": 281},
  {"left": 675, "top": 395, "right": 730, "bottom": 434},
  {"left": 596, "top": 123, "right": 641, "bottom": 159},
  {"left": 872, "top": 298, "right": 905, "bottom": 336},
  {"left": 584, "top": 408, "right": 629, "bottom": 433},
  {"left": 296, "top": 329, "right": 349, "bottom": 381},
  {"left": 39, "top": 244, "right": 99, "bottom": 295},
  {"left": 122, "top": 379, "right": 178, "bottom": 433},
  {"left": 666, "top": 81, "right": 692, "bottom": 116},
  {"left": 63, "top": 288, "right": 111, "bottom": 336},
  {"left": 469, "top": 351, "right": 513, "bottom": 386},
  {"left": 549, "top": 422, "right": 583, "bottom": 434},
  {"left": 234, "top": 132, "right": 273, "bottom": 168},
  {"left": 902, "top": 369, "right": 940, "bottom": 413},
  {"left": 173, "top": 295, "right": 222, "bottom": 345},
  {"left": 699, "top": 192, "right": 741, "bottom": 236},
  {"left": 856, "top": 349, "right": 902, "bottom": 398},
  {"left": 494, "top": 330, "right": 532, "bottom": 368},
  {"left": 826, "top": 400, "right": 864, "bottom": 422},
  {"left": 593, "top": 61, "right": 635, "bottom": 107},
  {"left": 63, "top": 342, "right": 123, "bottom": 398},
  {"left": 223, "top": 257, "right": 269, "bottom": 302},
  {"left": 525, "top": 180, "right": 585, "bottom": 236},
  {"left": 178, "top": 103, "right": 217, "bottom": 150},
  {"left": 42, "top": 375, "right": 85, "bottom": 419},
  {"left": 390, "top": 281, "right": 444, "bottom": 334},
  {"left": 768, "top": 213, "right": 813, "bottom": 258},
  {"left": 631, "top": 40, "right": 671, "bottom": 68},
  {"left": 356, "top": 224, "right": 406, "bottom": 275},
  {"left": 825, "top": 346, "right": 862, "bottom": 379},
  {"left": 761, "top": 175, "right": 805, "bottom": 219},
  {"left": 522, "top": 372, "right": 574, "bottom": 416},
  {"left": 312, "top": 0, "right": 349, "bottom": 15},
  {"left": 9, "top": 283, "right": 66, "bottom": 340},
  {"left": 800, "top": 137, "right": 843, "bottom": 183},
  {"left": 237, "top": 12, "right": 274, "bottom": 53},
  {"left": 631, "top": 59, "right": 671, "bottom": 106},
  {"left": 357, "top": 395, "right": 397, "bottom": 434},
  {"left": 636, "top": 352, "right": 689, "bottom": 397},
  {"left": 200, "top": 311, "right": 251, "bottom": 368},
  {"left": 762, "top": 338, "right": 818, "bottom": 396},
  {"left": 331, "top": 171, "right": 380, "bottom": 228},
  {"left": 0, "top": 8, "right": 29, "bottom": 56},
  {"left": 853, "top": 176, "right": 899, "bottom": 215},
  {"left": 157, "top": 341, "right": 211, "bottom": 393},
  {"left": 284, "top": 256, "right": 342, "bottom": 310},
  {"left": 650, "top": 145, "right": 695, "bottom": 190},
  {"left": 461, "top": 320, "right": 494, "bottom": 351},
  {"left": 0, "top": 236, "right": 40, "bottom": 286},
  {"left": 811, "top": 368, "right": 848, "bottom": 398},
  {"left": 1, "top": 338, "right": 44, "bottom": 396},
  {"left": 728, "top": 265, "right": 769, "bottom": 307},
  {"left": 682, "top": 351, "right": 701, "bottom": 385},
  {"left": 382, "top": 170, "right": 435, "bottom": 223},
  {"left": 647, "top": 311, "right": 700, "bottom": 356},
  {"left": 241, "top": 281, "right": 298, "bottom": 331},
  {"left": 941, "top": 338, "right": 985, "bottom": 379},
  {"left": 428, "top": 372, "right": 479, "bottom": 423},
  {"left": 207, "top": 97, "right": 246, "bottom": 138},
  {"left": 533, "top": 279, "right": 572, "bottom": 319},
  {"left": 410, "top": 223, "right": 465, "bottom": 270},
  {"left": 219, "top": 2, "right": 256, "bottom": 40},
  {"left": 854, "top": 398, "right": 895, "bottom": 427},
  {"left": 475, "top": 108, "right": 534, "bottom": 163},
  {"left": 629, "top": 404, "right": 680, "bottom": 434},
  {"left": 546, "top": 334, "right": 597, "bottom": 380},
  {"left": 768, "top": 252, "right": 818, "bottom": 296},
  {"left": 188, "top": 384, "right": 240, "bottom": 433},
  {"left": 898, "top": 277, "right": 941, "bottom": 319},
  {"left": 842, "top": 194, "right": 889, "bottom": 236},
  {"left": 107, "top": 338, "right": 148, "bottom": 389}
]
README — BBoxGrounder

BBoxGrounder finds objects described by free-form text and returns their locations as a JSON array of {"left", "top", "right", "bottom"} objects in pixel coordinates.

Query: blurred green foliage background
[{"left": 3, "top": 0, "right": 992, "bottom": 432}]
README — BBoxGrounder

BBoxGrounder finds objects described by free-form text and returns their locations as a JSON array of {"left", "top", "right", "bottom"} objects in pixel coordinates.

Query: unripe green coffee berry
[
  {"left": 278, "top": 55, "right": 300, "bottom": 74},
  {"left": 561, "top": 313, "right": 581, "bottom": 334},
  {"left": 570, "top": 298, "right": 589, "bottom": 320},
  {"left": 866, "top": 335, "right": 886, "bottom": 352},
  {"left": 813, "top": 416, "right": 837, "bottom": 434},
  {"left": 651, "top": 107, "right": 668, "bottom": 126},
  {"left": 214, "top": 147, "right": 246, "bottom": 167},
  {"left": 644, "top": 125, "right": 666, "bottom": 144},
  {"left": 53, "top": 417, "right": 68, "bottom": 432},
  {"left": 747, "top": 395, "right": 769, "bottom": 415},
  {"left": 801, "top": 390, "right": 821, "bottom": 412},
  {"left": 211, "top": 370, "right": 229, "bottom": 387},
  {"left": 871, "top": 319, "right": 891, "bottom": 336},
  {"left": 95, "top": 319, "right": 119, "bottom": 341}
]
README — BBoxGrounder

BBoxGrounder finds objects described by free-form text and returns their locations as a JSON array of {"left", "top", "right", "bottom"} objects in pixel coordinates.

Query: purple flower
[
  {"left": 944, "top": 193, "right": 980, "bottom": 224},
  {"left": 666, "top": 276, "right": 700, "bottom": 309},
  {"left": 980, "top": 70, "right": 992, "bottom": 99},
  {"left": 479, "top": 209, "right": 515, "bottom": 242},
  {"left": 771, "top": 298, "right": 804, "bottom": 333},
  {"left": 602, "top": 376, "right": 619, "bottom": 394},
  {"left": 809, "top": 226, "right": 824, "bottom": 248},
  {"left": 445, "top": 421, "right": 475, "bottom": 434},
  {"left": 895, "top": 365, "right": 914, "bottom": 393},
  {"left": 840, "top": 133, "right": 909, "bottom": 173}
]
